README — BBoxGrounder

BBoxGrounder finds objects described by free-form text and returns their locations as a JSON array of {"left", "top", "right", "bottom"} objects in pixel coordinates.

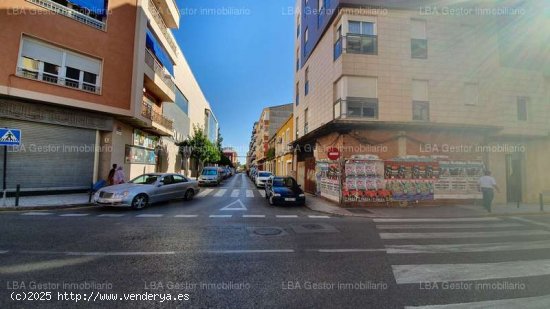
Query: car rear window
[{"left": 202, "top": 169, "right": 217, "bottom": 175}]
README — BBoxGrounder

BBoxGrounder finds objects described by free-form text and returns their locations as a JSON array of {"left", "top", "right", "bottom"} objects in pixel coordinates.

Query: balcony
[
  {"left": 141, "top": 101, "right": 174, "bottom": 135},
  {"left": 26, "top": 0, "right": 106, "bottom": 30},
  {"left": 144, "top": 49, "right": 175, "bottom": 101},
  {"left": 334, "top": 98, "right": 379, "bottom": 120},
  {"left": 334, "top": 34, "right": 378, "bottom": 60},
  {"left": 149, "top": 0, "right": 180, "bottom": 28},
  {"left": 147, "top": 0, "right": 179, "bottom": 56},
  {"left": 16, "top": 67, "right": 101, "bottom": 94}
]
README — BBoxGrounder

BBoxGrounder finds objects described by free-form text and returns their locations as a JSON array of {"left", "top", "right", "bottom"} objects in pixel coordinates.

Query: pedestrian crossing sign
[{"left": 0, "top": 128, "right": 21, "bottom": 146}]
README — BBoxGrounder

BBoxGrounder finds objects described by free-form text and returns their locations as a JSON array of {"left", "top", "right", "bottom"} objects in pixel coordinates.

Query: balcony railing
[
  {"left": 16, "top": 67, "right": 101, "bottom": 94},
  {"left": 145, "top": 49, "right": 176, "bottom": 92},
  {"left": 148, "top": 0, "right": 178, "bottom": 55},
  {"left": 334, "top": 34, "right": 378, "bottom": 60},
  {"left": 141, "top": 101, "right": 174, "bottom": 131},
  {"left": 26, "top": 0, "right": 106, "bottom": 30},
  {"left": 334, "top": 98, "right": 379, "bottom": 120}
]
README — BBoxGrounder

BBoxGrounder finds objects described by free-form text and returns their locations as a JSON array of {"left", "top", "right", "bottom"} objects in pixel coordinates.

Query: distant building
[{"left": 222, "top": 147, "right": 238, "bottom": 166}]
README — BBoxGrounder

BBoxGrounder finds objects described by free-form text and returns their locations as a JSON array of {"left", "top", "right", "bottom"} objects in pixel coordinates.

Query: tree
[
  {"left": 217, "top": 154, "right": 234, "bottom": 168},
  {"left": 216, "top": 128, "right": 223, "bottom": 152},
  {"left": 178, "top": 125, "right": 221, "bottom": 177}
]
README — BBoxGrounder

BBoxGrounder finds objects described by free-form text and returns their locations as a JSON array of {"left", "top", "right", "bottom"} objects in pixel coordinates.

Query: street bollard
[
  {"left": 15, "top": 184, "right": 20, "bottom": 207},
  {"left": 540, "top": 193, "right": 544, "bottom": 212}
]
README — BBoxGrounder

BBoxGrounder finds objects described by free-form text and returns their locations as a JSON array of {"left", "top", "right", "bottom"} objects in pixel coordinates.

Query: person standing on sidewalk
[
  {"left": 113, "top": 166, "right": 126, "bottom": 185},
  {"left": 107, "top": 164, "right": 117, "bottom": 186},
  {"left": 479, "top": 170, "right": 500, "bottom": 212}
]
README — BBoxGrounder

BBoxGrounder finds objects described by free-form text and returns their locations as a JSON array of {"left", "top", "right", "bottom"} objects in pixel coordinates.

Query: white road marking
[
  {"left": 196, "top": 188, "right": 213, "bottom": 197},
  {"left": 318, "top": 249, "right": 386, "bottom": 253},
  {"left": 209, "top": 215, "right": 232, "bottom": 218},
  {"left": 373, "top": 217, "right": 500, "bottom": 223},
  {"left": 243, "top": 215, "right": 265, "bottom": 218},
  {"left": 0, "top": 251, "right": 8, "bottom": 254},
  {"left": 207, "top": 249, "right": 294, "bottom": 254},
  {"left": 259, "top": 190, "right": 266, "bottom": 198},
  {"left": 246, "top": 190, "right": 254, "bottom": 198},
  {"left": 97, "top": 214, "right": 125, "bottom": 218},
  {"left": 66, "top": 251, "right": 175, "bottom": 256},
  {"left": 380, "top": 230, "right": 550, "bottom": 239},
  {"left": 174, "top": 215, "right": 198, "bottom": 218},
  {"left": 393, "top": 258, "right": 550, "bottom": 284},
  {"left": 21, "top": 212, "right": 53, "bottom": 216},
  {"left": 59, "top": 214, "right": 89, "bottom": 217},
  {"left": 376, "top": 223, "right": 522, "bottom": 229},
  {"left": 386, "top": 239, "right": 550, "bottom": 254},
  {"left": 135, "top": 214, "right": 163, "bottom": 218},
  {"left": 214, "top": 189, "right": 227, "bottom": 197},
  {"left": 276, "top": 215, "right": 298, "bottom": 218},
  {"left": 511, "top": 216, "right": 550, "bottom": 228},
  {"left": 404, "top": 294, "right": 550, "bottom": 309},
  {"left": 231, "top": 189, "right": 240, "bottom": 197},
  {"left": 308, "top": 215, "right": 330, "bottom": 219},
  {"left": 220, "top": 199, "right": 247, "bottom": 211}
]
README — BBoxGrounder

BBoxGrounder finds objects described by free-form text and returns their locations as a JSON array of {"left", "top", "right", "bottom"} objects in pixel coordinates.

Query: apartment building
[
  {"left": 246, "top": 122, "right": 258, "bottom": 169},
  {"left": 293, "top": 0, "right": 549, "bottom": 204},
  {"left": 272, "top": 114, "right": 294, "bottom": 177},
  {"left": 253, "top": 104, "right": 293, "bottom": 171},
  {"left": 222, "top": 147, "right": 238, "bottom": 166},
  {"left": 0, "top": 0, "right": 216, "bottom": 193}
]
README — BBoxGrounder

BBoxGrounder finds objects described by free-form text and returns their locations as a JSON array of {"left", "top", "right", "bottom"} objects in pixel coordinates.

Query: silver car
[{"left": 94, "top": 173, "right": 200, "bottom": 210}]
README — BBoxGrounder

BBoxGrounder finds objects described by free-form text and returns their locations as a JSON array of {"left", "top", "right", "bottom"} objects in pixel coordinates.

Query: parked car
[
  {"left": 255, "top": 171, "right": 273, "bottom": 188},
  {"left": 199, "top": 167, "right": 222, "bottom": 186},
  {"left": 265, "top": 176, "right": 305, "bottom": 206},
  {"left": 94, "top": 173, "right": 199, "bottom": 210}
]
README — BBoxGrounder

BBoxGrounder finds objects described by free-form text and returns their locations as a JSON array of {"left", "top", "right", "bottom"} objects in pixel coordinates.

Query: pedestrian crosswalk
[
  {"left": 377, "top": 217, "right": 550, "bottom": 308},
  {"left": 194, "top": 188, "right": 264, "bottom": 198},
  {"left": 19, "top": 212, "right": 332, "bottom": 219}
]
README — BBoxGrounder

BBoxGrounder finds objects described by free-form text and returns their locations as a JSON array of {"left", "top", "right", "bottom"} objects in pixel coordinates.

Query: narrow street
[{"left": 0, "top": 174, "right": 549, "bottom": 308}]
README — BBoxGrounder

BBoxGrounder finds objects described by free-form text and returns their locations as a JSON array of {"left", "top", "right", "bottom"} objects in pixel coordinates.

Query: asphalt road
[{"left": 1, "top": 173, "right": 550, "bottom": 308}]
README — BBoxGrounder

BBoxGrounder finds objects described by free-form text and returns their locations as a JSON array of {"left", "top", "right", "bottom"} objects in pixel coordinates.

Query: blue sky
[{"left": 173, "top": 0, "right": 296, "bottom": 162}]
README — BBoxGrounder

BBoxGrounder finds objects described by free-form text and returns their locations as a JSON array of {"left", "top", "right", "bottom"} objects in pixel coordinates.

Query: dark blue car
[{"left": 264, "top": 177, "right": 305, "bottom": 206}]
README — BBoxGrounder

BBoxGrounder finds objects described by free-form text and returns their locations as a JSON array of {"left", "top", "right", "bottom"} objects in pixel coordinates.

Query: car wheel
[
  {"left": 131, "top": 194, "right": 148, "bottom": 210},
  {"left": 184, "top": 189, "right": 195, "bottom": 201}
]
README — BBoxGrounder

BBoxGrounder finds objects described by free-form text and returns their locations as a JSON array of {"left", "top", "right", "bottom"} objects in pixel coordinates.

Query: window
[
  {"left": 304, "top": 28, "right": 309, "bottom": 49},
  {"left": 334, "top": 25, "right": 343, "bottom": 60},
  {"left": 173, "top": 175, "right": 188, "bottom": 183},
  {"left": 346, "top": 21, "right": 377, "bottom": 55},
  {"left": 296, "top": 49, "right": 300, "bottom": 71},
  {"left": 346, "top": 98, "right": 378, "bottom": 119},
  {"left": 304, "top": 108, "right": 309, "bottom": 134},
  {"left": 296, "top": 117, "right": 299, "bottom": 138},
  {"left": 297, "top": 13, "right": 301, "bottom": 38},
  {"left": 17, "top": 36, "right": 102, "bottom": 94},
  {"left": 175, "top": 87, "right": 189, "bottom": 115},
  {"left": 296, "top": 82, "right": 300, "bottom": 106},
  {"left": 517, "top": 97, "right": 528, "bottom": 121},
  {"left": 464, "top": 83, "right": 479, "bottom": 105},
  {"left": 411, "top": 19, "right": 428, "bottom": 59},
  {"left": 305, "top": 67, "right": 310, "bottom": 95},
  {"left": 413, "top": 101, "right": 430, "bottom": 121}
]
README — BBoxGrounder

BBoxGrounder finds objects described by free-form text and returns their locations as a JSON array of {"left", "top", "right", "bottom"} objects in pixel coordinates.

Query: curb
[{"left": 0, "top": 203, "right": 95, "bottom": 212}]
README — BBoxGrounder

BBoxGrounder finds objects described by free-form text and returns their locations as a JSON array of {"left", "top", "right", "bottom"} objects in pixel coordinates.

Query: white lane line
[
  {"left": 246, "top": 190, "right": 254, "bottom": 198},
  {"left": 59, "top": 214, "right": 89, "bottom": 217},
  {"left": 214, "top": 189, "right": 227, "bottom": 197},
  {"left": 373, "top": 218, "right": 500, "bottom": 223},
  {"left": 308, "top": 215, "right": 330, "bottom": 219},
  {"left": 386, "top": 239, "right": 550, "bottom": 254},
  {"left": 318, "top": 249, "right": 386, "bottom": 253},
  {"left": 66, "top": 251, "right": 175, "bottom": 256},
  {"left": 174, "top": 215, "right": 198, "bottom": 218},
  {"left": 380, "top": 230, "right": 550, "bottom": 240},
  {"left": 0, "top": 251, "right": 8, "bottom": 254},
  {"left": 511, "top": 216, "right": 550, "bottom": 228},
  {"left": 404, "top": 294, "right": 550, "bottom": 309},
  {"left": 209, "top": 215, "right": 232, "bottom": 218},
  {"left": 376, "top": 223, "right": 522, "bottom": 230},
  {"left": 206, "top": 249, "right": 294, "bottom": 254},
  {"left": 231, "top": 189, "right": 240, "bottom": 197},
  {"left": 97, "top": 214, "right": 125, "bottom": 218},
  {"left": 135, "top": 214, "right": 163, "bottom": 218},
  {"left": 196, "top": 188, "right": 213, "bottom": 197},
  {"left": 392, "top": 258, "right": 550, "bottom": 284},
  {"left": 259, "top": 190, "right": 266, "bottom": 198},
  {"left": 276, "top": 215, "right": 298, "bottom": 218},
  {"left": 243, "top": 215, "right": 266, "bottom": 218},
  {"left": 21, "top": 212, "right": 54, "bottom": 216}
]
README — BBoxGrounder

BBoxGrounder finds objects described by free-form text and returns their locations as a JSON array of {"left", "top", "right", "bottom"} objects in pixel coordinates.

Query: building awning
[
  {"left": 69, "top": 0, "right": 107, "bottom": 16},
  {"left": 146, "top": 30, "right": 174, "bottom": 76}
]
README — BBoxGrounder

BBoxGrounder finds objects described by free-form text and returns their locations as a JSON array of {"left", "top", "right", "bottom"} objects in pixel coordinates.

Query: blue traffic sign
[{"left": 0, "top": 128, "right": 21, "bottom": 146}]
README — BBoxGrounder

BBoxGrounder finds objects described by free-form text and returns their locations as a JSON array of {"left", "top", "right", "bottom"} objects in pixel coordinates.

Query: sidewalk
[
  {"left": 0, "top": 193, "right": 92, "bottom": 210},
  {"left": 305, "top": 194, "right": 550, "bottom": 218}
]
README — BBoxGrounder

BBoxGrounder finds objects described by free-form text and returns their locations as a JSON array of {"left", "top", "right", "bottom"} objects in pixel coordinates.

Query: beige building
[
  {"left": 293, "top": 0, "right": 549, "bottom": 204},
  {"left": 252, "top": 104, "right": 293, "bottom": 171}
]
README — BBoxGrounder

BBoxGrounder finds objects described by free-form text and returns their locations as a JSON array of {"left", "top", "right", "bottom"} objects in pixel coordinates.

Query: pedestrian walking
[
  {"left": 107, "top": 164, "right": 117, "bottom": 186},
  {"left": 479, "top": 170, "right": 500, "bottom": 212},
  {"left": 113, "top": 166, "right": 126, "bottom": 185}
]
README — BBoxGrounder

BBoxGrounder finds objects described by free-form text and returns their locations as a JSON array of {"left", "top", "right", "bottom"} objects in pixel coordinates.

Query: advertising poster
[
  {"left": 434, "top": 161, "right": 484, "bottom": 199},
  {"left": 316, "top": 161, "right": 341, "bottom": 203},
  {"left": 343, "top": 158, "right": 390, "bottom": 203}
]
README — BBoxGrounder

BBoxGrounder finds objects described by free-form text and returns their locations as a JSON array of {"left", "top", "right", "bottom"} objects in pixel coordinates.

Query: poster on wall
[
  {"left": 382, "top": 157, "right": 438, "bottom": 201},
  {"left": 342, "top": 157, "right": 391, "bottom": 203},
  {"left": 316, "top": 161, "right": 341, "bottom": 203},
  {"left": 133, "top": 129, "right": 159, "bottom": 149},
  {"left": 125, "top": 145, "right": 157, "bottom": 165},
  {"left": 434, "top": 161, "right": 484, "bottom": 199}
]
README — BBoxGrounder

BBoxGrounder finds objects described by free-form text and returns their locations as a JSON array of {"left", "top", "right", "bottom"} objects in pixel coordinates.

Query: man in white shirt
[{"left": 479, "top": 170, "right": 500, "bottom": 212}]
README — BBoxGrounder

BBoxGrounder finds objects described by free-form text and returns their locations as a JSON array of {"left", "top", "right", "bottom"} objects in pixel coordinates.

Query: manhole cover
[
  {"left": 345, "top": 208, "right": 373, "bottom": 214},
  {"left": 253, "top": 227, "right": 283, "bottom": 236},
  {"left": 302, "top": 224, "right": 324, "bottom": 230}
]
